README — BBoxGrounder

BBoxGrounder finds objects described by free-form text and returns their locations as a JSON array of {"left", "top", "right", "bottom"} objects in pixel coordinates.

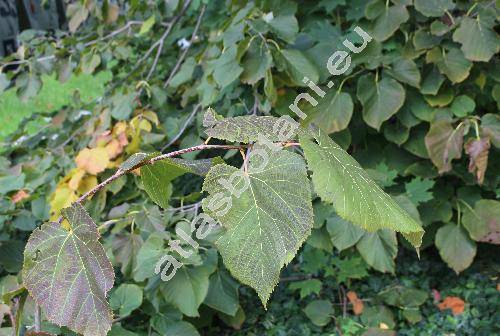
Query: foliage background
[{"left": 0, "top": 0, "right": 499, "bottom": 335}]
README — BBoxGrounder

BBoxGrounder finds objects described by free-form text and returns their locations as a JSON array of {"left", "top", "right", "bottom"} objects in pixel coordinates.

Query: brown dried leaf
[
  {"left": 347, "top": 290, "right": 364, "bottom": 315},
  {"left": 12, "top": 190, "right": 30, "bottom": 203},
  {"left": 75, "top": 147, "right": 110, "bottom": 175},
  {"left": 464, "top": 138, "right": 490, "bottom": 184},
  {"left": 437, "top": 296, "right": 465, "bottom": 315}
]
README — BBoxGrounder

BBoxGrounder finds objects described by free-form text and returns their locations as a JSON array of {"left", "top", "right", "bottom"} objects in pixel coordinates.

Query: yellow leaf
[
  {"left": 75, "top": 147, "right": 110, "bottom": 175},
  {"left": 49, "top": 186, "right": 77, "bottom": 220},
  {"left": 68, "top": 168, "right": 86, "bottom": 190},
  {"left": 77, "top": 175, "right": 98, "bottom": 194}
]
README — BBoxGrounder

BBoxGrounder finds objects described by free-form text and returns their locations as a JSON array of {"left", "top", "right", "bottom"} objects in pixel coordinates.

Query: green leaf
[
  {"left": 240, "top": 41, "right": 272, "bottom": 85},
  {"left": 110, "top": 284, "right": 143, "bottom": 317},
  {"left": 361, "top": 305, "right": 395, "bottom": 329},
  {"left": 267, "top": 15, "right": 299, "bottom": 43},
  {"left": 281, "top": 49, "right": 319, "bottom": 86},
  {"left": 357, "top": 73, "right": 406, "bottom": 130},
  {"left": 405, "top": 177, "right": 435, "bottom": 205},
  {"left": 160, "top": 255, "right": 216, "bottom": 317},
  {"left": 289, "top": 279, "right": 322, "bottom": 299},
  {"left": 202, "top": 147, "right": 313, "bottom": 305},
  {"left": 133, "top": 232, "right": 166, "bottom": 281},
  {"left": 307, "top": 227, "right": 334, "bottom": 252},
  {"left": 305, "top": 90, "right": 354, "bottom": 133},
  {"left": 141, "top": 161, "right": 187, "bottom": 209},
  {"left": 120, "top": 153, "right": 149, "bottom": 170},
  {"left": 300, "top": 129, "right": 424, "bottom": 247},
  {"left": 159, "top": 321, "right": 200, "bottom": 336},
  {"left": 452, "top": 10, "right": 500, "bottom": 62},
  {"left": 212, "top": 46, "right": 244, "bottom": 88},
  {"left": 203, "top": 270, "right": 240, "bottom": 316},
  {"left": 435, "top": 223, "right": 476, "bottom": 273},
  {"left": 462, "top": 199, "right": 500, "bottom": 244},
  {"left": 451, "top": 95, "right": 475, "bottom": 117},
  {"left": 0, "top": 174, "right": 25, "bottom": 194},
  {"left": 142, "top": 157, "right": 220, "bottom": 209},
  {"left": 23, "top": 203, "right": 114, "bottom": 336},
  {"left": 414, "top": 0, "right": 455, "bottom": 17},
  {"left": 356, "top": 230, "right": 398, "bottom": 273},
  {"left": 332, "top": 256, "right": 369, "bottom": 283},
  {"left": 203, "top": 108, "right": 293, "bottom": 143},
  {"left": 304, "top": 300, "right": 334, "bottom": 326},
  {"left": 139, "top": 15, "right": 156, "bottom": 36},
  {"left": 370, "top": 5, "right": 409, "bottom": 42},
  {"left": 326, "top": 213, "right": 364, "bottom": 251},
  {"left": 386, "top": 59, "right": 421, "bottom": 88},
  {"left": 481, "top": 114, "right": 500, "bottom": 148},
  {"left": 429, "top": 47, "right": 472, "bottom": 84}
]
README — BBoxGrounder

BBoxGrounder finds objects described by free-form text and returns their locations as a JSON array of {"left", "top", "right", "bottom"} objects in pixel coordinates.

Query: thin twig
[
  {"left": 161, "top": 103, "right": 202, "bottom": 152},
  {"left": 34, "top": 304, "right": 41, "bottom": 332},
  {"left": 163, "top": 4, "right": 207, "bottom": 88},
  {"left": 146, "top": 0, "right": 194, "bottom": 80},
  {"left": 56, "top": 141, "right": 300, "bottom": 224}
]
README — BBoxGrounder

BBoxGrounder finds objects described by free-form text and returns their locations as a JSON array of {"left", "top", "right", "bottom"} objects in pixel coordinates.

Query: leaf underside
[
  {"left": 202, "top": 146, "right": 313, "bottom": 306},
  {"left": 23, "top": 204, "right": 114, "bottom": 336},
  {"left": 300, "top": 128, "right": 424, "bottom": 247}
]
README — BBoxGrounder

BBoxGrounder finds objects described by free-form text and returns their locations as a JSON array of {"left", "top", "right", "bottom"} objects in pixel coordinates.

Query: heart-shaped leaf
[
  {"left": 202, "top": 146, "right": 313, "bottom": 305},
  {"left": 23, "top": 204, "right": 114, "bottom": 336}
]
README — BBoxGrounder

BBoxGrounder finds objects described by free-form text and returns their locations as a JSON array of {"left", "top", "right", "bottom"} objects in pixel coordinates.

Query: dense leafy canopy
[{"left": 0, "top": 0, "right": 498, "bottom": 335}]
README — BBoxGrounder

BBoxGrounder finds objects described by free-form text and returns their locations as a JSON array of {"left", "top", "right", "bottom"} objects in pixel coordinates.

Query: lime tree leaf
[
  {"left": 424, "top": 119, "right": 463, "bottom": 173},
  {"left": 386, "top": 59, "right": 421, "bottom": 88},
  {"left": 212, "top": 45, "right": 244, "bottom": 88},
  {"left": 142, "top": 157, "right": 221, "bottom": 208},
  {"left": 305, "top": 90, "right": 354, "bottom": 133},
  {"left": 370, "top": 5, "right": 409, "bottom": 42},
  {"left": 356, "top": 230, "right": 398, "bottom": 273},
  {"left": 159, "top": 321, "right": 200, "bottom": 336},
  {"left": 414, "top": 0, "right": 455, "bottom": 17},
  {"left": 481, "top": 114, "right": 500, "bottom": 148},
  {"left": 435, "top": 223, "right": 476, "bottom": 273},
  {"left": 281, "top": 49, "right": 319, "bottom": 86},
  {"left": 160, "top": 252, "right": 217, "bottom": 317},
  {"left": 428, "top": 47, "right": 472, "bottom": 84},
  {"left": 141, "top": 161, "right": 189, "bottom": 209},
  {"left": 22, "top": 203, "right": 114, "bottom": 336},
  {"left": 464, "top": 138, "right": 490, "bottom": 184},
  {"left": 203, "top": 108, "right": 293, "bottom": 143},
  {"left": 462, "top": 199, "right": 500, "bottom": 244},
  {"left": 203, "top": 270, "right": 239, "bottom": 316},
  {"left": 452, "top": 10, "right": 500, "bottom": 62},
  {"left": 304, "top": 300, "right": 334, "bottom": 326},
  {"left": 451, "top": 95, "right": 475, "bottom": 117},
  {"left": 326, "top": 213, "right": 364, "bottom": 251},
  {"left": 202, "top": 147, "right": 313, "bottom": 305},
  {"left": 357, "top": 73, "right": 406, "bottom": 131},
  {"left": 300, "top": 129, "right": 424, "bottom": 247},
  {"left": 109, "top": 284, "right": 143, "bottom": 317},
  {"left": 240, "top": 41, "right": 272, "bottom": 85},
  {"left": 120, "top": 152, "right": 148, "bottom": 170},
  {"left": 133, "top": 232, "right": 166, "bottom": 281},
  {"left": 267, "top": 14, "right": 299, "bottom": 43}
]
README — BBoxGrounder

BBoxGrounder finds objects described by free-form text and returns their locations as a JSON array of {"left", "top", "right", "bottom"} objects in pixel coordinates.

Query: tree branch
[{"left": 163, "top": 4, "right": 207, "bottom": 88}]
